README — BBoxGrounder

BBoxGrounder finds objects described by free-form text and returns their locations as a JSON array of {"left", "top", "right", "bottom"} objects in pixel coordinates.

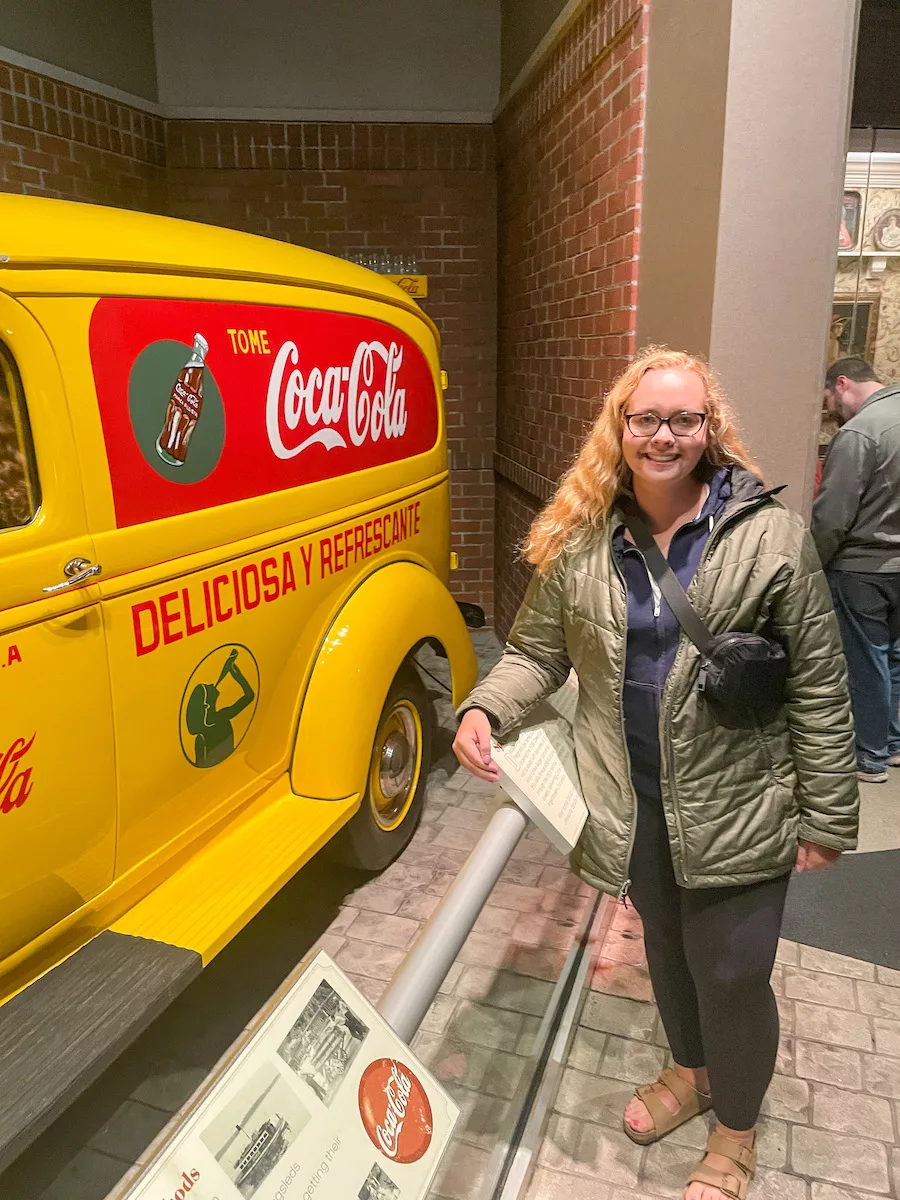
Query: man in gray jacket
[{"left": 812, "top": 356, "right": 900, "bottom": 782}]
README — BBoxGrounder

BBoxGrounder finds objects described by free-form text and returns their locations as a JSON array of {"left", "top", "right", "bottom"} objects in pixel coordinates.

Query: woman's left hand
[{"left": 795, "top": 839, "right": 841, "bottom": 872}]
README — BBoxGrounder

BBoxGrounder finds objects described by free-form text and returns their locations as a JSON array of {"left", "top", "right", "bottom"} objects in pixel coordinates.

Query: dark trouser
[
  {"left": 628, "top": 795, "right": 790, "bottom": 1130},
  {"left": 826, "top": 569, "right": 900, "bottom": 773}
]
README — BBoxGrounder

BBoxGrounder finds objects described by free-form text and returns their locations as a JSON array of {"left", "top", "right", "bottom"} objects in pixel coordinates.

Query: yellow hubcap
[{"left": 369, "top": 700, "right": 422, "bottom": 832}]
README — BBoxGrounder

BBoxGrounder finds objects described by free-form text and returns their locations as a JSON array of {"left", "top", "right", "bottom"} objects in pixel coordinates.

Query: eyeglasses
[{"left": 624, "top": 411, "right": 707, "bottom": 438}]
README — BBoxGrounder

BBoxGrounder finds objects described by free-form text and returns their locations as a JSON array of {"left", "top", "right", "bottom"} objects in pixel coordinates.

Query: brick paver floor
[{"left": 526, "top": 896, "right": 900, "bottom": 1200}]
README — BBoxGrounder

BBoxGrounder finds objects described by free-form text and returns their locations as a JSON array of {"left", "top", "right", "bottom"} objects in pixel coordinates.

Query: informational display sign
[
  {"left": 490, "top": 674, "right": 588, "bottom": 855},
  {"left": 118, "top": 953, "right": 458, "bottom": 1200}
]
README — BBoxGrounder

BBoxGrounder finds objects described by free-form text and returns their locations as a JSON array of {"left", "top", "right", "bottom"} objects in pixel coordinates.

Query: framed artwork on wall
[
  {"left": 839, "top": 191, "right": 862, "bottom": 250},
  {"left": 828, "top": 294, "right": 880, "bottom": 365},
  {"left": 873, "top": 207, "right": 900, "bottom": 251}
]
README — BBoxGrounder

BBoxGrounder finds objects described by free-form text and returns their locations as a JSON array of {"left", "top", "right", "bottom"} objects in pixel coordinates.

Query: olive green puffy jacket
[{"left": 464, "top": 470, "right": 859, "bottom": 896}]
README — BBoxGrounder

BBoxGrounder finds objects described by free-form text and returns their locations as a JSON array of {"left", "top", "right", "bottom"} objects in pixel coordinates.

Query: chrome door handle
[{"left": 43, "top": 558, "right": 103, "bottom": 594}]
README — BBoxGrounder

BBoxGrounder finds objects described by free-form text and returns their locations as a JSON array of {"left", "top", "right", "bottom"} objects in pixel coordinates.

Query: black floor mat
[{"left": 781, "top": 849, "right": 900, "bottom": 969}]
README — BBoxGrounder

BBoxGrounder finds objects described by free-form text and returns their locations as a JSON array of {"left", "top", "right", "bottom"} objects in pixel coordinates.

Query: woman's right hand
[{"left": 453, "top": 709, "right": 500, "bottom": 783}]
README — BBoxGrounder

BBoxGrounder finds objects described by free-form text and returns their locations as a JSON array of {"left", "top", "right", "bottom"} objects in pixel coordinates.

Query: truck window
[{"left": 0, "top": 344, "right": 39, "bottom": 531}]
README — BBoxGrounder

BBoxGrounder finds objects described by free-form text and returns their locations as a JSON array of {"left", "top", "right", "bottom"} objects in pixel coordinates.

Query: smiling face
[{"left": 621, "top": 368, "right": 710, "bottom": 488}]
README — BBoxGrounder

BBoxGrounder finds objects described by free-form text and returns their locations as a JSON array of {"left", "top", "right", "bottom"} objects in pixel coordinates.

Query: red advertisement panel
[{"left": 88, "top": 298, "right": 440, "bottom": 528}]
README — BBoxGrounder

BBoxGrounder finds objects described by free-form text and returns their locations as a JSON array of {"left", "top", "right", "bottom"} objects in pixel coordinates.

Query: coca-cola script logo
[
  {"left": 358, "top": 1058, "right": 433, "bottom": 1164},
  {"left": 0, "top": 733, "right": 35, "bottom": 814},
  {"left": 266, "top": 340, "right": 408, "bottom": 460}
]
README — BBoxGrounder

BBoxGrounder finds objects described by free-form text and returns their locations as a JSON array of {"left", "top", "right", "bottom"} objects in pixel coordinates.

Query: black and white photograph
[
  {"left": 358, "top": 1162, "right": 401, "bottom": 1200},
  {"left": 277, "top": 979, "right": 369, "bottom": 1106},
  {"left": 200, "top": 1066, "right": 309, "bottom": 1199}
]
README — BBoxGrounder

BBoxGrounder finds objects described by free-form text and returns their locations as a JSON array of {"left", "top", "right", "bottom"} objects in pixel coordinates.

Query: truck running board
[{"left": 0, "top": 930, "right": 201, "bottom": 1172}]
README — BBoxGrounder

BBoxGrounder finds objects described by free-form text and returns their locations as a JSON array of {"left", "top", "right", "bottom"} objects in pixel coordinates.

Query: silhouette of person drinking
[{"left": 185, "top": 649, "right": 255, "bottom": 767}]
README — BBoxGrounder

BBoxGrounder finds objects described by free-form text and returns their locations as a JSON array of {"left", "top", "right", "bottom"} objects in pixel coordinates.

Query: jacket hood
[{"left": 727, "top": 464, "right": 769, "bottom": 505}]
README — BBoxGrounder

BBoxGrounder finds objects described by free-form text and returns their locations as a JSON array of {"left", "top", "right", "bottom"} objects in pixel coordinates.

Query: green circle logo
[
  {"left": 179, "top": 644, "right": 260, "bottom": 769},
  {"left": 128, "top": 337, "right": 225, "bottom": 484}
]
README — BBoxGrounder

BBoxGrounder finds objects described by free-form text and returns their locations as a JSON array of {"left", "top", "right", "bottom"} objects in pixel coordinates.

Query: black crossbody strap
[{"left": 622, "top": 509, "right": 715, "bottom": 655}]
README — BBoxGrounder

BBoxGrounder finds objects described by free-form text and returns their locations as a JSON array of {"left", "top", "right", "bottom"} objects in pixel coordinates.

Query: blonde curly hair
[{"left": 525, "top": 346, "right": 760, "bottom": 572}]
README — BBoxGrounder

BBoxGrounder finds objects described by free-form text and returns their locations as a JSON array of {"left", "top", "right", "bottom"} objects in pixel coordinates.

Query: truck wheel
[{"left": 328, "top": 664, "right": 432, "bottom": 871}]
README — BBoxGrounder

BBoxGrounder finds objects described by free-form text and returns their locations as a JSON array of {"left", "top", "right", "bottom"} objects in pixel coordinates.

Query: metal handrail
[
  {"left": 377, "top": 800, "right": 529, "bottom": 1041},
  {"left": 376, "top": 794, "right": 604, "bottom": 1200}
]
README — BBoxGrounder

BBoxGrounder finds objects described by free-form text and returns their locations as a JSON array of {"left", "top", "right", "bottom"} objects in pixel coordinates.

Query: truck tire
[{"left": 327, "top": 663, "right": 432, "bottom": 871}]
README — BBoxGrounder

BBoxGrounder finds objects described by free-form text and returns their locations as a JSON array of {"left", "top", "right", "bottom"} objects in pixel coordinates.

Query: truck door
[{"left": 0, "top": 298, "right": 116, "bottom": 962}]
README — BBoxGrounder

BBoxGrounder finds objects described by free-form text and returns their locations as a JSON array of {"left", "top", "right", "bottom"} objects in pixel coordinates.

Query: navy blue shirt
[{"left": 613, "top": 468, "right": 732, "bottom": 803}]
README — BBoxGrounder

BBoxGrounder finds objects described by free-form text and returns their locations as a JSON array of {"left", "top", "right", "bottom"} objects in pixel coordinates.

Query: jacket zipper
[
  {"left": 608, "top": 526, "right": 639, "bottom": 901},
  {"left": 658, "top": 492, "right": 777, "bottom": 884}
]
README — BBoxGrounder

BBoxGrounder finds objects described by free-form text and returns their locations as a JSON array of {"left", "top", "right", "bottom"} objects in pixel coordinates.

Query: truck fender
[{"left": 290, "top": 562, "right": 478, "bottom": 799}]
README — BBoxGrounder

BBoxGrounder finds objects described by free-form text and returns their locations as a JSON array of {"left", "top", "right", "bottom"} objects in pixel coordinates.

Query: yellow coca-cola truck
[{"left": 0, "top": 194, "right": 477, "bottom": 1166}]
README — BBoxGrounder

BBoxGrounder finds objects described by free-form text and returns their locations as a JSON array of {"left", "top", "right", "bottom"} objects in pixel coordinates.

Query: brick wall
[
  {"left": 0, "top": 62, "right": 496, "bottom": 618},
  {"left": 0, "top": 62, "right": 165, "bottom": 210},
  {"left": 165, "top": 122, "right": 497, "bottom": 618},
  {"left": 494, "top": 0, "right": 647, "bottom": 634}
]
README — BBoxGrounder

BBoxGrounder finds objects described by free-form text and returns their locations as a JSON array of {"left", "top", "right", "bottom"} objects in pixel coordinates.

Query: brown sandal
[
  {"left": 622, "top": 1066, "right": 712, "bottom": 1145},
  {"left": 686, "top": 1130, "right": 757, "bottom": 1199}
]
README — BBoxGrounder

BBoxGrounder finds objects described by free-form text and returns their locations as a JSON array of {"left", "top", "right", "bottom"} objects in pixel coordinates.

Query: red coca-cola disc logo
[{"left": 358, "top": 1058, "right": 433, "bottom": 1164}]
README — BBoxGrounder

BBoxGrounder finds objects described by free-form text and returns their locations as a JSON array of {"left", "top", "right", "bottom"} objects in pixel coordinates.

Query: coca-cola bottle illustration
[{"left": 156, "top": 333, "right": 208, "bottom": 466}]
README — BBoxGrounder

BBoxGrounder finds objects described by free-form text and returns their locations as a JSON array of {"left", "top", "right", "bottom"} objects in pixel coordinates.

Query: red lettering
[
  {"left": 261, "top": 556, "right": 280, "bottom": 601},
  {"left": 365, "top": 520, "right": 373, "bottom": 559},
  {"left": 212, "top": 575, "right": 232, "bottom": 622},
  {"left": 413, "top": 500, "right": 421, "bottom": 533},
  {"left": 175, "top": 1189, "right": 185, "bottom": 1200},
  {"left": 241, "top": 563, "right": 261, "bottom": 610},
  {"left": 0, "top": 733, "right": 35, "bottom": 814},
  {"left": 282, "top": 550, "right": 297, "bottom": 594},
  {"left": 392, "top": 512, "right": 400, "bottom": 544},
  {"left": 299, "top": 543, "right": 313, "bottom": 586},
  {"left": 182, "top": 587, "right": 205, "bottom": 636},
  {"left": 320, "top": 536, "right": 333, "bottom": 577},
  {"left": 374, "top": 518, "right": 383, "bottom": 554},
  {"left": 203, "top": 579, "right": 214, "bottom": 626},
  {"left": 133, "top": 600, "right": 160, "bottom": 656},
  {"left": 191, "top": 1168, "right": 200, "bottom": 1182},
  {"left": 353, "top": 524, "right": 364, "bottom": 562},
  {"left": 334, "top": 531, "right": 345, "bottom": 573},
  {"left": 400, "top": 508, "right": 408, "bottom": 540},
  {"left": 0, "top": 768, "right": 31, "bottom": 813},
  {"left": 7, "top": 645, "right": 20, "bottom": 666},
  {"left": 160, "top": 591, "right": 183, "bottom": 645},
  {"left": 231, "top": 570, "right": 243, "bottom": 615},
  {"left": 0, "top": 739, "right": 22, "bottom": 784}
]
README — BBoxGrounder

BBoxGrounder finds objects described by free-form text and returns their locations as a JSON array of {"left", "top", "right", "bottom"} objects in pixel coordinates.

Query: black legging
[{"left": 628, "top": 794, "right": 791, "bottom": 1130}]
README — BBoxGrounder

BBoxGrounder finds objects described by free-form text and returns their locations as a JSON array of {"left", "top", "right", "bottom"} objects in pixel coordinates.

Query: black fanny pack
[{"left": 622, "top": 507, "right": 788, "bottom": 723}]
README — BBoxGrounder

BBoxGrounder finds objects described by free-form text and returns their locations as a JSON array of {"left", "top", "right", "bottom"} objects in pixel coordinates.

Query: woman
[{"left": 454, "top": 347, "right": 858, "bottom": 1200}]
